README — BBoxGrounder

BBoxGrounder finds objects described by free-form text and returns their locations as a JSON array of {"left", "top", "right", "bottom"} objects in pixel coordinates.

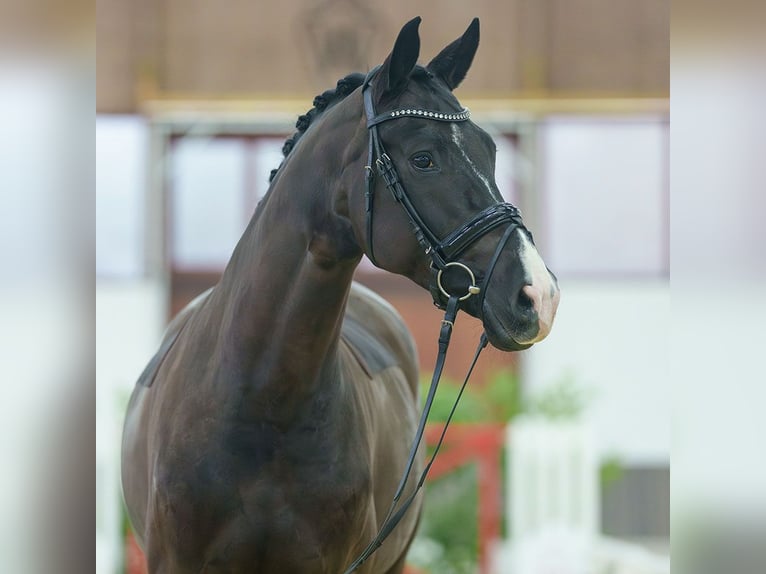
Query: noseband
[
  {"left": 343, "top": 69, "right": 531, "bottom": 573},
  {"left": 361, "top": 66, "right": 527, "bottom": 311}
]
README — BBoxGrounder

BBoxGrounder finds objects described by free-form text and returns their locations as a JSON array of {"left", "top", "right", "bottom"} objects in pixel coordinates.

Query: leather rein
[{"left": 342, "top": 68, "right": 529, "bottom": 573}]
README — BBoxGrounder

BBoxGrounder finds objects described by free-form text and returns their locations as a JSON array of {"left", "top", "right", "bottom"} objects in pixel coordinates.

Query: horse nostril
[
  {"left": 516, "top": 288, "right": 534, "bottom": 311},
  {"left": 516, "top": 285, "right": 542, "bottom": 317}
]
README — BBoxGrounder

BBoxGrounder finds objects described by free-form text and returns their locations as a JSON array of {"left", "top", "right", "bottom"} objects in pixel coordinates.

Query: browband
[{"left": 367, "top": 107, "right": 471, "bottom": 127}]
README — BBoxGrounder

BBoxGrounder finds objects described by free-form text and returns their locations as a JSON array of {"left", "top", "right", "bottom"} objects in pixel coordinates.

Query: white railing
[
  {"left": 491, "top": 417, "right": 668, "bottom": 574},
  {"left": 508, "top": 417, "right": 599, "bottom": 540}
]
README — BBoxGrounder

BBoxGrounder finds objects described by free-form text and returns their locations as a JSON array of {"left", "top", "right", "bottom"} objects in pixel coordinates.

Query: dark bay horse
[{"left": 122, "top": 17, "right": 559, "bottom": 573}]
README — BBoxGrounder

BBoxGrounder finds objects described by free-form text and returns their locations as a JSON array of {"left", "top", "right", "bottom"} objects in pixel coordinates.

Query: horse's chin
[{"left": 481, "top": 305, "right": 535, "bottom": 352}]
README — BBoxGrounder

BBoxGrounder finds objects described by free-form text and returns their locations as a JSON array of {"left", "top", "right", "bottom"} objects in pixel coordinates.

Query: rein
[{"left": 342, "top": 69, "right": 528, "bottom": 572}]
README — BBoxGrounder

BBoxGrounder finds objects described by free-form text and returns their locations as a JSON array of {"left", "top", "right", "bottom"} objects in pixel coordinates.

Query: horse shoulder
[
  {"left": 342, "top": 281, "right": 419, "bottom": 389},
  {"left": 341, "top": 283, "right": 425, "bottom": 570}
]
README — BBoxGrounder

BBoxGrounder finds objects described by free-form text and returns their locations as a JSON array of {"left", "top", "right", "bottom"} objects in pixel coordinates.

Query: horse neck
[{"left": 212, "top": 99, "right": 366, "bottom": 423}]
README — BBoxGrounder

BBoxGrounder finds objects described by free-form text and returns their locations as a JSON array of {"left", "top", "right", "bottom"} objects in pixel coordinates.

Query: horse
[{"left": 121, "top": 16, "right": 559, "bottom": 574}]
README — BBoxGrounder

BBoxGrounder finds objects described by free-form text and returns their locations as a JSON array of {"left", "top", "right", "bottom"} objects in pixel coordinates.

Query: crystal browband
[{"left": 367, "top": 107, "right": 471, "bottom": 127}]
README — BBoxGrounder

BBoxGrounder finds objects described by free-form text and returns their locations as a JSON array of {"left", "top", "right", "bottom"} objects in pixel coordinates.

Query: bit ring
[{"left": 437, "top": 262, "right": 481, "bottom": 301}]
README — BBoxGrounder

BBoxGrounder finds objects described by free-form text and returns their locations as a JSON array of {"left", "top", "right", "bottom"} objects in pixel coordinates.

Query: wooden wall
[{"left": 97, "top": 0, "right": 668, "bottom": 112}]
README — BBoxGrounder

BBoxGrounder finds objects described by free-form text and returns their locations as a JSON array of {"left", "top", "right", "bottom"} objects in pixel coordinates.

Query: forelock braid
[{"left": 269, "top": 72, "right": 365, "bottom": 182}]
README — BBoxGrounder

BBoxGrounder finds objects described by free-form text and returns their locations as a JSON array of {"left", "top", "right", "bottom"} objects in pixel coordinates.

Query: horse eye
[{"left": 411, "top": 154, "right": 434, "bottom": 170}]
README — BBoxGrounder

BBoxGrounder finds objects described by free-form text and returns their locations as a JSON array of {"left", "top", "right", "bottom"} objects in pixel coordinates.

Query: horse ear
[
  {"left": 427, "top": 18, "right": 480, "bottom": 90},
  {"left": 379, "top": 17, "right": 421, "bottom": 95}
]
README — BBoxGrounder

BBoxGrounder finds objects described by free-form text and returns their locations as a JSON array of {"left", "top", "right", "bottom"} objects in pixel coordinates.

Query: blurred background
[{"left": 96, "top": 1, "right": 670, "bottom": 572}]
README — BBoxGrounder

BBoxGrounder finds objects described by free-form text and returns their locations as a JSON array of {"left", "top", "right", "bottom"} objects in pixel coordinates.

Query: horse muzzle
[{"left": 482, "top": 281, "right": 560, "bottom": 351}]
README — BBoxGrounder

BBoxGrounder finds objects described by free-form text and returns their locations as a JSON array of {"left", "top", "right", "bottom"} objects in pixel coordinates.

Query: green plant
[
  {"left": 523, "top": 373, "right": 592, "bottom": 420},
  {"left": 599, "top": 454, "right": 625, "bottom": 489},
  {"left": 410, "top": 465, "right": 479, "bottom": 574},
  {"left": 419, "top": 369, "right": 522, "bottom": 423}
]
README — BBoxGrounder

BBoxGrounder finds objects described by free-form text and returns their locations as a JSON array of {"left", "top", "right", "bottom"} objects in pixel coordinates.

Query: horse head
[{"left": 348, "top": 17, "right": 559, "bottom": 351}]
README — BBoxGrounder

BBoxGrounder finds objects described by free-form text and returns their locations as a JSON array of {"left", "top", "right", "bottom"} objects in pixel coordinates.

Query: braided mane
[{"left": 269, "top": 72, "right": 365, "bottom": 182}]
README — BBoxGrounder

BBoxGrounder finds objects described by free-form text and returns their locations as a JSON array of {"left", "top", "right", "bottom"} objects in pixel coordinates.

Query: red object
[
  {"left": 425, "top": 423, "right": 505, "bottom": 574},
  {"left": 125, "top": 423, "right": 505, "bottom": 574},
  {"left": 125, "top": 530, "right": 148, "bottom": 574}
]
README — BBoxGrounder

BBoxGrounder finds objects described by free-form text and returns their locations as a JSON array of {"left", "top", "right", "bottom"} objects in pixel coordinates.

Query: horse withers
[{"left": 121, "top": 17, "right": 559, "bottom": 574}]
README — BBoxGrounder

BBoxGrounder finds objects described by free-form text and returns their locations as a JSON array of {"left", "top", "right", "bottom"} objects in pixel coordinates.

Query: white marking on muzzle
[
  {"left": 450, "top": 124, "right": 503, "bottom": 202},
  {"left": 518, "top": 232, "right": 560, "bottom": 343}
]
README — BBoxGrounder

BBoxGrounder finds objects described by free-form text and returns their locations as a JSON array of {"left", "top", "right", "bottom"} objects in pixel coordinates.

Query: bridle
[
  {"left": 361, "top": 65, "right": 527, "bottom": 312},
  {"left": 343, "top": 68, "right": 530, "bottom": 573}
]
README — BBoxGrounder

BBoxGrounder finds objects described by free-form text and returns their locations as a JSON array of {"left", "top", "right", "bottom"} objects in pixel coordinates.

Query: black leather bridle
[
  {"left": 343, "top": 68, "right": 530, "bottom": 573},
  {"left": 361, "top": 65, "right": 527, "bottom": 312}
]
